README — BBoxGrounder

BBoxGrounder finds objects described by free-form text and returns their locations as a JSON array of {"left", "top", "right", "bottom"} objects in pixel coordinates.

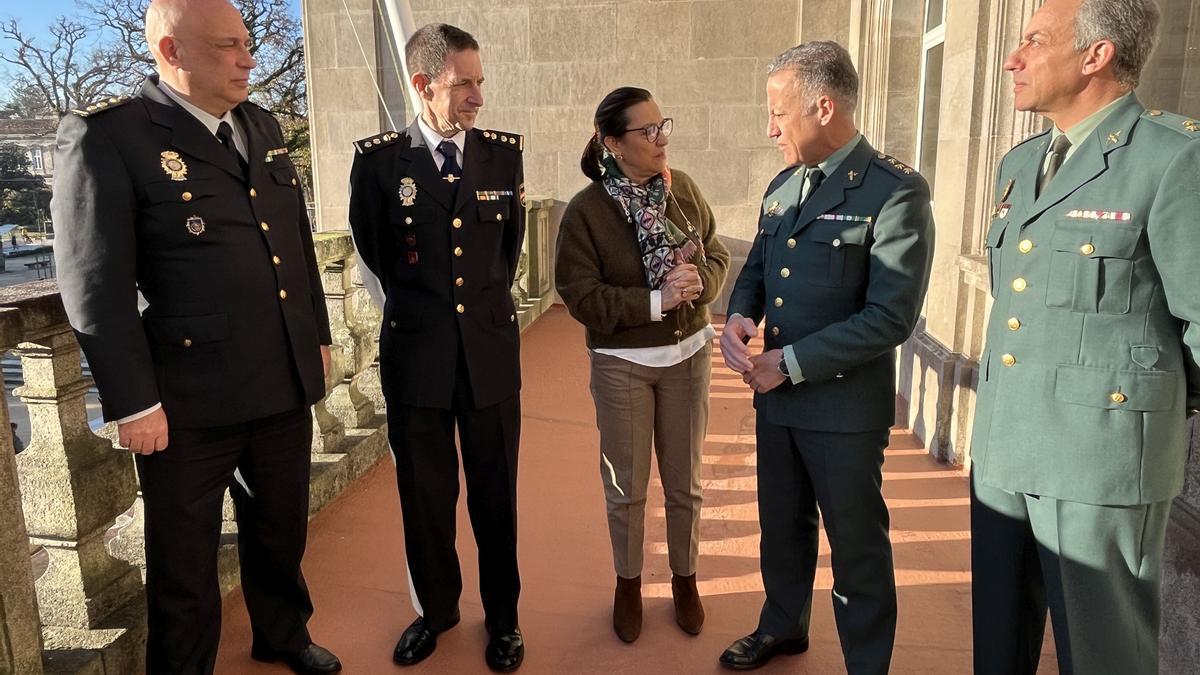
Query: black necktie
[
  {"left": 802, "top": 167, "right": 825, "bottom": 205},
  {"left": 1038, "top": 134, "right": 1072, "bottom": 196},
  {"left": 216, "top": 121, "right": 247, "bottom": 175}
]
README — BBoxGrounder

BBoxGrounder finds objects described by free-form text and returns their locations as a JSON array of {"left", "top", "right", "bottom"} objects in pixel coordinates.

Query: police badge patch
[
  {"left": 186, "top": 215, "right": 206, "bottom": 236},
  {"left": 161, "top": 151, "right": 188, "bottom": 181},
  {"left": 399, "top": 177, "right": 418, "bottom": 206}
]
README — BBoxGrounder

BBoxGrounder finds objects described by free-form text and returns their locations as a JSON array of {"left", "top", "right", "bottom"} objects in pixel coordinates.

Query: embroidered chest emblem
[
  {"left": 398, "top": 177, "right": 418, "bottom": 206},
  {"left": 161, "top": 151, "right": 188, "bottom": 181},
  {"left": 185, "top": 215, "right": 206, "bottom": 236}
]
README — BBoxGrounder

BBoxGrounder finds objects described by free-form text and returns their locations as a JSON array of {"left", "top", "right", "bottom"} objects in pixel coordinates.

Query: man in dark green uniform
[
  {"left": 971, "top": 1, "right": 1199, "bottom": 673},
  {"left": 718, "top": 41, "right": 935, "bottom": 674}
]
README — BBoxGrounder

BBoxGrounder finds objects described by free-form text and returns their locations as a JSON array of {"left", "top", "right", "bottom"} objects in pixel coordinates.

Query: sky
[
  {"left": 2, "top": 1, "right": 93, "bottom": 86},
  {"left": 1, "top": 0, "right": 301, "bottom": 92}
]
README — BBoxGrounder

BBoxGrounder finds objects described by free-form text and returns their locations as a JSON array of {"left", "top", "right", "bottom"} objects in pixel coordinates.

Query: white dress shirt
[{"left": 416, "top": 116, "right": 466, "bottom": 171}]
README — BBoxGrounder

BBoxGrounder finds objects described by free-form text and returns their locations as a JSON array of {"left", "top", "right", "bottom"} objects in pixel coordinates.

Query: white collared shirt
[
  {"left": 416, "top": 115, "right": 466, "bottom": 171},
  {"left": 156, "top": 80, "right": 248, "bottom": 161}
]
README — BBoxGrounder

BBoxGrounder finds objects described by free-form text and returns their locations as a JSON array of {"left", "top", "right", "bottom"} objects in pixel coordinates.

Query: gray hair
[
  {"left": 766, "top": 41, "right": 859, "bottom": 113},
  {"left": 405, "top": 23, "right": 480, "bottom": 82},
  {"left": 1073, "top": 0, "right": 1160, "bottom": 87}
]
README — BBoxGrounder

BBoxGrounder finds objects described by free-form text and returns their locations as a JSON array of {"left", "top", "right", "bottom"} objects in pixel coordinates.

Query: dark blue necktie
[{"left": 437, "top": 140, "right": 462, "bottom": 199}]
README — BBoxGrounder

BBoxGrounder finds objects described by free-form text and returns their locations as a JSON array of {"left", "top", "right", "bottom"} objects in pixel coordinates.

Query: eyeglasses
[{"left": 622, "top": 118, "right": 673, "bottom": 143}]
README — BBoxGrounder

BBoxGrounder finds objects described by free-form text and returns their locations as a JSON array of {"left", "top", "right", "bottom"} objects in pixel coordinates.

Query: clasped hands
[
  {"left": 661, "top": 264, "right": 703, "bottom": 312},
  {"left": 719, "top": 315, "right": 787, "bottom": 394}
]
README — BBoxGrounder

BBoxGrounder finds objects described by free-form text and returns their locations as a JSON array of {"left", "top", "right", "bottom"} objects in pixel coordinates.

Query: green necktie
[{"left": 1039, "top": 134, "right": 1072, "bottom": 196}]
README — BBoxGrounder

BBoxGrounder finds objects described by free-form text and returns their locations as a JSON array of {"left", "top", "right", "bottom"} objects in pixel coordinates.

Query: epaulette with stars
[
  {"left": 1141, "top": 109, "right": 1200, "bottom": 137},
  {"left": 354, "top": 130, "right": 403, "bottom": 154},
  {"left": 481, "top": 129, "right": 523, "bottom": 151},
  {"left": 874, "top": 152, "right": 917, "bottom": 177},
  {"left": 71, "top": 94, "right": 133, "bottom": 117}
]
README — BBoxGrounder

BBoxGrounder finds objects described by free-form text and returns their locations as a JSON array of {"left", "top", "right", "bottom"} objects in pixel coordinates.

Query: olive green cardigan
[{"left": 554, "top": 169, "right": 730, "bottom": 349}]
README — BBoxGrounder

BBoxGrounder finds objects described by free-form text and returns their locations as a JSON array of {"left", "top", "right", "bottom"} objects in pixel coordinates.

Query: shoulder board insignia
[
  {"left": 874, "top": 152, "right": 916, "bottom": 176},
  {"left": 482, "top": 129, "right": 524, "bottom": 151},
  {"left": 354, "top": 131, "right": 403, "bottom": 154},
  {"left": 1139, "top": 108, "right": 1200, "bottom": 136},
  {"left": 71, "top": 94, "right": 133, "bottom": 117}
]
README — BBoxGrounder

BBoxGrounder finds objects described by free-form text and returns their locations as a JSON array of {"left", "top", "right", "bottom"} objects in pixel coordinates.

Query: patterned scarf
[{"left": 600, "top": 152, "right": 697, "bottom": 289}]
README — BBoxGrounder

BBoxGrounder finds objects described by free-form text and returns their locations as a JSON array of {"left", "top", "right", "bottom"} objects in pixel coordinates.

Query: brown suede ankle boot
[
  {"left": 613, "top": 575, "right": 642, "bottom": 643},
  {"left": 671, "top": 573, "right": 705, "bottom": 635}
]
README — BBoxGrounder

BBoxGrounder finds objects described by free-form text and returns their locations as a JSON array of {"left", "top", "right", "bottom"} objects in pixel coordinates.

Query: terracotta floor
[{"left": 217, "top": 306, "right": 1058, "bottom": 674}]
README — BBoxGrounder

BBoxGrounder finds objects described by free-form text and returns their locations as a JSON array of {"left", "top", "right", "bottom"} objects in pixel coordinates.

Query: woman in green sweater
[{"left": 555, "top": 87, "right": 730, "bottom": 643}]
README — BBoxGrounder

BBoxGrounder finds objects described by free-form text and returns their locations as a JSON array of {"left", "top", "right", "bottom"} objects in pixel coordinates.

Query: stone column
[{"left": 302, "top": 0, "right": 389, "bottom": 232}]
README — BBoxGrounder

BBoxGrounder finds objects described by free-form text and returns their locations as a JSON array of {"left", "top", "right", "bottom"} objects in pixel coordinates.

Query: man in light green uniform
[{"left": 971, "top": 1, "right": 1200, "bottom": 673}]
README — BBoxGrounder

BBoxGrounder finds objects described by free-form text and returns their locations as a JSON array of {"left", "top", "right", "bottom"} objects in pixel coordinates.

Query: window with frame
[
  {"left": 915, "top": 0, "right": 946, "bottom": 195},
  {"left": 28, "top": 147, "right": 44, "bottom": 173}
]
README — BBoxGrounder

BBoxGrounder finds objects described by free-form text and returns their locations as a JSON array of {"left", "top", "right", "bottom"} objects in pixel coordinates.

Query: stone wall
[{"left": 403, "top": 0, "right": 834, "bottom": 310}]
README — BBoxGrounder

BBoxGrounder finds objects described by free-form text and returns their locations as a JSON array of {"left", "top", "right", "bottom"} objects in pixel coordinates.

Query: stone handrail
[{"left": 0, "top": 197, "right": 557, "bottom": 674}]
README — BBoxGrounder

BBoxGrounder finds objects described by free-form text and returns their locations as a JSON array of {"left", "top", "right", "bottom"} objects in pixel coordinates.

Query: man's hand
[
  {"left": 720, "top": 314, "right": 758, "bottom": 373},
  {"left": 320, "top": 345, "right": 331, "bottom": 379},
  {"left": 117, "top": 407, "right": 169, "bottom": 455},
  {"left": 743, "top": 349, "right": 788, "bottom": 394}
]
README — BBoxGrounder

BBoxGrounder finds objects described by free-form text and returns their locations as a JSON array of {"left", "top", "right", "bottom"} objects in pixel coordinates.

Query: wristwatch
[{"left": 776, "top": 355, "right": 790, "bottom": 379}]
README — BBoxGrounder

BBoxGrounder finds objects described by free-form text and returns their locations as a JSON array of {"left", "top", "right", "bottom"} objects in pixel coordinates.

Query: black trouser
[
  {"left": 385, "top": 349, "right": 522, "bottom": 634},
  {"left": 136, "top": 407, "right": 315, "bottom": 675},
  {"left": 755, "top": 414, "right": 896, "bottom": 675}
]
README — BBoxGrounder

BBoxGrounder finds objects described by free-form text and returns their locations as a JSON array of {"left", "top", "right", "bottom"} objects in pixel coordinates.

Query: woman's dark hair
[{"left": 580, "top": 86, "right": 654, "bottom": 182}]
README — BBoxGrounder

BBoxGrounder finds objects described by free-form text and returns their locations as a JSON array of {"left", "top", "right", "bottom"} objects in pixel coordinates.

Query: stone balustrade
[{"left": 0, "top": 199, "right": 556, "bottom": 674}]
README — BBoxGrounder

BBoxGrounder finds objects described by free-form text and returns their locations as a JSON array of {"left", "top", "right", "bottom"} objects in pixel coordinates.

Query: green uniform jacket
[
  {"left": 972, "top": 96, "right": 1200, "bottom": 506},
  {"left": 727, "top": 137, "right": 935, "bottom": 432}
]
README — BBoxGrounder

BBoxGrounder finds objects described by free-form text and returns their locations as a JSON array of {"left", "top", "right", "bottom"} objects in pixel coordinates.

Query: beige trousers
[{"left": 588, "top": 343, "right": 711, "bottom": 579}]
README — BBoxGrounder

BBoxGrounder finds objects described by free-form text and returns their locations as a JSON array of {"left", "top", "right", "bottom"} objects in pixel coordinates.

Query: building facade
[
  {"left": 302, "top": 0, "right": 1200, "bottom": 667},
  {"left": 0, "top": 118, "right": 58, "bottom": 187}
]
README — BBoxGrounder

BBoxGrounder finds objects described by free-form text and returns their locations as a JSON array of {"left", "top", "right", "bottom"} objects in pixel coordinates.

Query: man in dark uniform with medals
[
  {"left": 51, "top": 0, "right": 340, "bottom": 672},
  {"left": 348, "top": 23, "right": 526, "bottom": 672}
]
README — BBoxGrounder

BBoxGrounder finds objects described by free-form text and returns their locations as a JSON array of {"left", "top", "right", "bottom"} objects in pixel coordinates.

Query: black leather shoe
[
  {"left": 250, "top": 642, "right": 342, "bottom": 674},
  {"left": 393, "top": 615, "right": 460, "bottom": 666},
  {"left": 719, "top": 631, "right": 808, "bottom": 670},
  {"left": 485, "top": 628, "right": 524, "bottom": 672}
]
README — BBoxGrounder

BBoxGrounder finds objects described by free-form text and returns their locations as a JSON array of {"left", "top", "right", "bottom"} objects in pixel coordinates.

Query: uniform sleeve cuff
[
  {"left": 782, "top": 345, "right": 805, "bottom": 384},
  {"left": 116, "top": 402, "right": 162, "bottom": 425},
  {"left": 651, "top": 290, "right": 663, "bottom": 322}
]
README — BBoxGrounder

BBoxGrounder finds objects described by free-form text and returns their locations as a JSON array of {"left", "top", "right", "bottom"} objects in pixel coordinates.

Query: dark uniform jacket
[
  {"left": 972, "top": 96, "right": 1200, "bottom": 505},
  {"left": 52, "top": 75, "right": 332, "bottom": 429},
  {"left": 348, "top": 119, "right": 525, "bottom": 410},
  {"left": 727, "top": 137, "right": 935, "bottom": 433}
]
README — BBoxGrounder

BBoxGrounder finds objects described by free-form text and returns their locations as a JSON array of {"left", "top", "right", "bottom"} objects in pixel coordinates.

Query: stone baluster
[
  {"left": 346, "top": 257, "right": 384, "bottom": 414},
  {"left": 4, "top": 284, "right": 144, "bottom": 673},
  {"left": 516, "top": 199, "right": 555, "bottom": 329},
  {"left": 0, "top": 306, "right": 44, "bottom": 674},
  {"left": 314, "top": 236, "right": 377, "bottom": 442}
]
